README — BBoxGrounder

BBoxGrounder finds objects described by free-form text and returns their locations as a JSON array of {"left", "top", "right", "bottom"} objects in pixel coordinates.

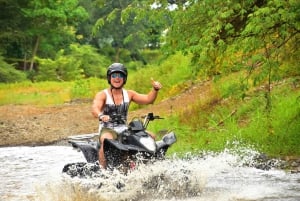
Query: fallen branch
[{"left": 217, "top": 109, "right": 237, "bottom": 126}]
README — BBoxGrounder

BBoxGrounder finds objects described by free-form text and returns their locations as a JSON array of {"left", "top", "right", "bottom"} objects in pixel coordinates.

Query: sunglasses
[{"left": 111, "top": 72, "right": 125, "bottom": 78}]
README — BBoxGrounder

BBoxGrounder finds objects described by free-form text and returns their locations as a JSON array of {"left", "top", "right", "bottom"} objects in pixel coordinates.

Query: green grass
[
  {"left": 0, "top": 77, "right": 108, "bottom": 106},
  {"left": 0, "top": 81, "right": 71, "bottom": 105}
]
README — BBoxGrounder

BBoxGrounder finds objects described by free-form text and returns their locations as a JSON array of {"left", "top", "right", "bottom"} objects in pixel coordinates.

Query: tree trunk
[
  {"left": 115, "top": 47, "right": 120, "bottom": 62},
  {"left": 23, "top": 53, "right": 27, "bottom": 71},
  {"left": 29, "top": 36, "right": 40, "bottom": 71}
]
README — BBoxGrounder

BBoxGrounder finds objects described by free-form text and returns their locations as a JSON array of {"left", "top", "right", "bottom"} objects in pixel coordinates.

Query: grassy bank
[{"left": 148, "top": 76, "right": 300, "bottom": 157}]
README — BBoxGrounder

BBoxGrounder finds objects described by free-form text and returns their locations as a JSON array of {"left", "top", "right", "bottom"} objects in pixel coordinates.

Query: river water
[{"left": 0, "top": 145, "right": 299, "bottom": 201}]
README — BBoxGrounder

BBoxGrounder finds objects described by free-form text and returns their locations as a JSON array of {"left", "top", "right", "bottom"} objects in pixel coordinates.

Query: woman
[{"left": 91, "top": 63, "right": 162, "bottom": 168}]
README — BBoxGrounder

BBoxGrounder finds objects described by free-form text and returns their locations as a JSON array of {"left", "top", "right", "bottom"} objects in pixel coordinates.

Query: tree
[
  {"left": 35, "top": 43, "right": 110, "bottom": 81},
  {"left": 0, "top": 0, "right": 30, "bottom": 62},
  {"left": 21, "top": 0, "right": 89, "bottom": 71},
  {"left": 165, "top": 0, "right": 299, "bottom": 99},
  {"left": 237, "top": 0, "right": 300, "bottom": 111},
  {"left": 160, "top": 0, "right": 299, "bottom": 135},
  {"left": 92, "top": 0, "right": 168, "bottom": 62}
]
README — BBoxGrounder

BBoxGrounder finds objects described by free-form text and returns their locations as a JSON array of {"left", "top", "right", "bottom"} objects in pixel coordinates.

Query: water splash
[
  {"left": 1, "top": 145, "right": 299, "bottom": 201},
  {"left": 36, "top": 144, "right": 299, "bottom": 201}
]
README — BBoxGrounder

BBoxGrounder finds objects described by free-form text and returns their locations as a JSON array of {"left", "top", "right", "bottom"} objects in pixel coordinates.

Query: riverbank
[
  {"left": 0, "top": 102, "right": 95, "bottom": 147},
  {"left": 0, "top": 102, "right": 299, "bottom": 174}
]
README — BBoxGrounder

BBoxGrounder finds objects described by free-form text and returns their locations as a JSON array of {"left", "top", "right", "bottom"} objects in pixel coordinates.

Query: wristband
[
  {"left": 153, "top": 87, "right": 160, "bottom": 91},
  {"left": 98, "top": 113, "right": 104, "bottom": 120}
]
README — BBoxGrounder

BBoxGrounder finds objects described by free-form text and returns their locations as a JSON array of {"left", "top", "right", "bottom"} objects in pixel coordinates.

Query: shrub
[{"left": 0, "top": 56, "right": 27, "bottom": 83}]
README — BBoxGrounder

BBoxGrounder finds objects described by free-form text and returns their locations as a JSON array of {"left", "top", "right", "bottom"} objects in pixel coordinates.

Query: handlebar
[
  {"left": 108, "top": 113, "right": 127, "bottom": 124},
  {"left": 141, "top": 113, "right": 163, "bottom": 128},
  {"left": 101, "top": 113, "right": 163, "bottom": 126},
  {"left": 141, "top": 113, "right": 164, "bottom": 121}
]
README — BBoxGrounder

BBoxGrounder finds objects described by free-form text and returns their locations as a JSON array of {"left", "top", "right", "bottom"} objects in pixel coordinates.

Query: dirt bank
[{"left": 0, "top": 102, "right": 95, "bottom": 146}]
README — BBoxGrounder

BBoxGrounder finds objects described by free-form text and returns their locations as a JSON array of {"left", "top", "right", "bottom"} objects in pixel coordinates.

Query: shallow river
[{"left": 0, "top": 145, "right": 299, "bottom": 201}]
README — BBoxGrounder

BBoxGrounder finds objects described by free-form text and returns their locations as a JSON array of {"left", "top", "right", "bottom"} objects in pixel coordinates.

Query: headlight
[{"left": 140, "top": 137, "right": 156, "bottom": 152}]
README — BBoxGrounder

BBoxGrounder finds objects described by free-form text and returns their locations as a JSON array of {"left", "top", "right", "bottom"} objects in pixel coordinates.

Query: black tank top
[{"left": 100, "top": 89, "right": 130, "bottom": 131}]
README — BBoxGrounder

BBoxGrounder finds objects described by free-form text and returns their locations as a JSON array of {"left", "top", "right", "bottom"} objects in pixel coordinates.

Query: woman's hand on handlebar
[{"left": 99, "top": 115, "right": 110, "bottom": 122}]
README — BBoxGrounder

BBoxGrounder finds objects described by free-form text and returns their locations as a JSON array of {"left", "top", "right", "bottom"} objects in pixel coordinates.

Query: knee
[{"left": 100, "top": 132, "right": 114, "bottom": 144}]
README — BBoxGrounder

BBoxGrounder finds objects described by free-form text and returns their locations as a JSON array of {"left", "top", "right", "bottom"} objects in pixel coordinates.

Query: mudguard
[
  {"left": 156, "top": 132, "right": 177, "bottom": 150},
  {"left": 162, "top": 131, "right": 177, "bottom": 145},
  {"left": 69, "top": 140, "right": 99, "bottom": 163}
]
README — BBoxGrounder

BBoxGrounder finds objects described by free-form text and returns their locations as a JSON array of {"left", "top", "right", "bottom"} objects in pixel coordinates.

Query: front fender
[{"left": 69, "top": 140, "right": 99, "bottom": 163}]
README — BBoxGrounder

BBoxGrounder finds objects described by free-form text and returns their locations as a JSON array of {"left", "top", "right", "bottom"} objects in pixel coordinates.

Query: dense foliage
[
  {"left": 0, "top": 0, "right": 168, "bottom": 81},
  {"left": 166, "top": 0, "right": 299, "bottom": 81},
  {"left": 1, "top": 0, "right": 298, "bottom": 83}
]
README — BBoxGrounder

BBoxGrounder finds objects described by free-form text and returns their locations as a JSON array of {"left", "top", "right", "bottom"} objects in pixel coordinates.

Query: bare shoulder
[{"left": 94, "top": 89, "right": 107, "bottom": 101}]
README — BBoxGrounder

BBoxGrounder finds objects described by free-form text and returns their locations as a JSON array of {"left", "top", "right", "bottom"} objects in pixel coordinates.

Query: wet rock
[
  {"left": 287, "top": 159, "right": 300, "bottom": 173},
  {"left": 291, "top": 167, "right": 300, "bottom": 174},
  {"left": 249, "top": 153, "right": 281, "bottom": 170},
  {"left": 291, "top": 161, "right": 298, "bottom": 167},
  {"left": 248, "top": 153, "right": 300, "bottom": 173},
  {"left": 62, "top": 162, "right": 101, "bottom": 178}
]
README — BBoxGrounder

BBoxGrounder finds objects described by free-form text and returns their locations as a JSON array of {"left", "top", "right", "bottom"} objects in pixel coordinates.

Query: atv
[{"left": 63, "top": 113, "right": 176, "bottom": 176}]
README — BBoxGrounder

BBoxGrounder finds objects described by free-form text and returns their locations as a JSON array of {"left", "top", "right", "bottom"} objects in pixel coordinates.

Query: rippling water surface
[{"left": 0, "top": 145, "right": 299, "bottom": 201}]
